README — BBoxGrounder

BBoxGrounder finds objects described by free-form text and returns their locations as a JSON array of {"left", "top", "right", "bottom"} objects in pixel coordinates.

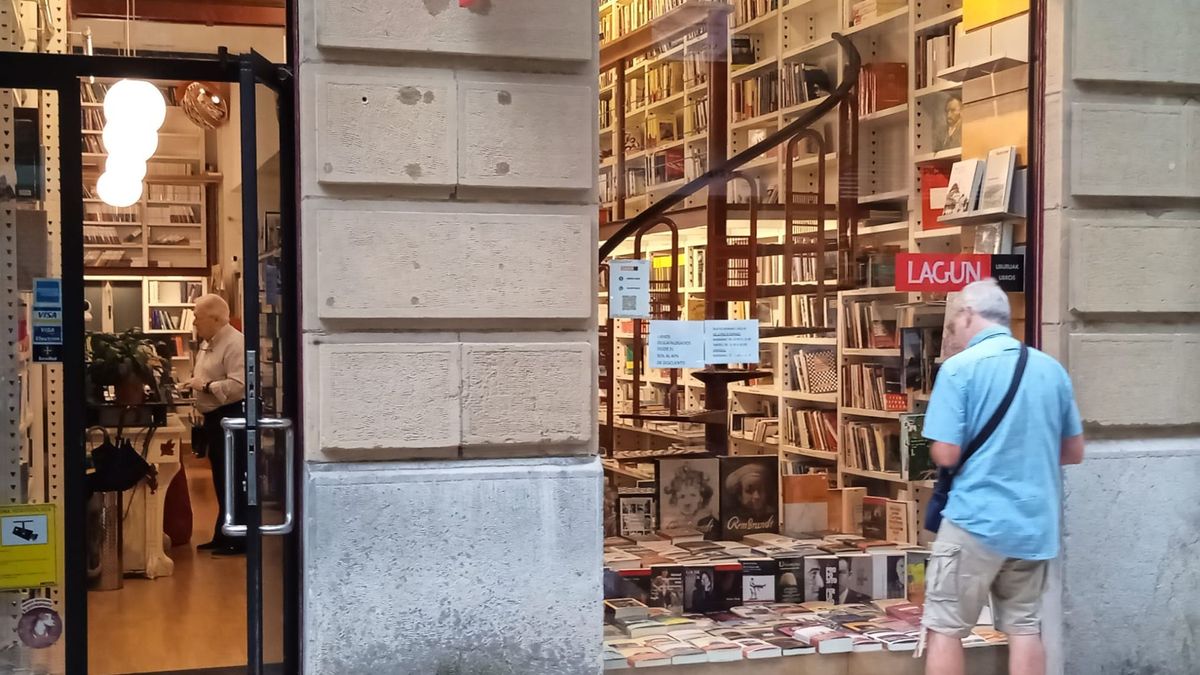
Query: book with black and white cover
[
  {"left": 942, "top": 159, "right": 985, "bottom": 216},
  {"left": 979, "top": 146, "right": 1018, "bottom": 212},
  {"left": 803, "top": 555, "right": 839, "bottom": 603},
  {"left": 657, "top": 458, "right": 721, "bottom": 539},
  {"left": 719, "top": 456, "right": 779, "bottom": 539},
  {"left": 974, "top": 221, "right": 1014, "bottom": 254},
  {"left": 740, "top": 558, "right": 779, "bottom": 604}
]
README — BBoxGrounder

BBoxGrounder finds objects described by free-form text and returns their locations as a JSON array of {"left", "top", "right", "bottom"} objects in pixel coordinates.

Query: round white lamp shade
[
  {"left": 101, "top": 122, "right": 159, "bottom": 161},
  {"left": 104, "top": 79, "right": 167, "bottom": 130},
  {"left": 96, "top": 172, "right": 143, "bottom": 208},
  {"left": 103, "top": 155, "right": 147, "bottom": 182}
]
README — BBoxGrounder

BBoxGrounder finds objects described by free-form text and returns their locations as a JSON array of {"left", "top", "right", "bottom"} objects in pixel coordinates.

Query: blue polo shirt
[{"left": 922, "top": 325, "right": 1083, "bottom": 560}]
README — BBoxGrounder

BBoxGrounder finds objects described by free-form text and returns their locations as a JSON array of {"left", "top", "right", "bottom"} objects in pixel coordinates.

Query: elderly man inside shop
[{"left": 183, "top": 294, "right": 246, "bottom": 556}]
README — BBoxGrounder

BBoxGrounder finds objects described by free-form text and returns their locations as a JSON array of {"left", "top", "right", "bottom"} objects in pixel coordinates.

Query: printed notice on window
[
  {"left": 704, "top": 320, "right": 759, "bottom": 365},
  {"left": 607, "top": 260, "right": 651, "bottom": 319},
  {"left": 648, "top": 320, "right": 705, "bottom": 369}
]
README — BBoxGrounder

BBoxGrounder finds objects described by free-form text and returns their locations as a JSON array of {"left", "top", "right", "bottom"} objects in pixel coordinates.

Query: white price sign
[
  {"left": 704, "top": 320, "right": 760, "bottom": 364},
  {"left": 607, "top": 260, "right": 651, "bottom": 319},
  {"left": 648, "top": 320, "right": 706, "bottom": 369}
]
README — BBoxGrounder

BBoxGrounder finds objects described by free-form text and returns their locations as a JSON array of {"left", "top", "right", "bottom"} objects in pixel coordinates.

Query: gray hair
[
  {"left": 959, "top": 278, "right": 1011, "bottom": 327},
  {"left": 194, "top": 293, "right": 231, "bottom": 323}
]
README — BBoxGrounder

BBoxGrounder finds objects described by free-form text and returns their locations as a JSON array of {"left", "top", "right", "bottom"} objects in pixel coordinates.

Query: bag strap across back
[{"left": 952, "top": 343, "right": 1029, "bottom": 477}]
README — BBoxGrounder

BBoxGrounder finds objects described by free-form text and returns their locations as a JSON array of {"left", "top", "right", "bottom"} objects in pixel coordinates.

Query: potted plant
[{"left": 86, "top": 329, "right": 163, "bottom": 405}]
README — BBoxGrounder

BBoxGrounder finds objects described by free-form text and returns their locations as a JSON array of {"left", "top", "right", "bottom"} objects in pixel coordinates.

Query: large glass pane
[{"left": 251, "top": 78, "right": 288, "bottom": 672}]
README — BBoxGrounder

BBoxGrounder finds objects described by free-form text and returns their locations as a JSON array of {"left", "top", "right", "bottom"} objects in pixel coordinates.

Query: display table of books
[{"left": 603, "top": 531, "right": 1008, "bottom": 672}]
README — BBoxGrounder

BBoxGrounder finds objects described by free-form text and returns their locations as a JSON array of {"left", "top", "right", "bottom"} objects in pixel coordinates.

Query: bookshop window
[{"left": 599, "top": 0, "right": 1033, "bottom": 668}]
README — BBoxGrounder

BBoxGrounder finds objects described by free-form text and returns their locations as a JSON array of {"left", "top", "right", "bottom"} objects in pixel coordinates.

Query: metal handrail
[{"left": 598, "top": 33, "right": 862, "bottom": 262}]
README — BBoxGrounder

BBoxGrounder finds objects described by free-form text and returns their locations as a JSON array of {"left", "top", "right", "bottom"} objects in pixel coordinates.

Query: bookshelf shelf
[
  {"left": 790, "top": 152, "right": 839, "bottom": 171},
  {"left": 732, "top": 7, "right": 779, "bottom": 34},
  {"left": 839, "top": 285, "right": 901, "bottom": 297},
  {"left": 858, "top": 190, "right": 910, "bottom": 205},
  {"left": 914, "top": 147, "right": 961, "bottom": 163},
  {"left": 740, "top": 154, "right": 779, "bottom": 171},
  {"left": 729, "top": 437, "right": 781, "bottom": 452},
  {"left": 840, "top": 466, "right": 908, "bottom": 483},
  {"left": 938, "top": 54, "right": 1028, "bottom": 83},
  {"left": 780, "top": 96, "right": 830, "bottom": 119},
  {"left": 733, "top": 54, "right": 779, "bottom": 80},
  {"left": 732, "top": 111, "right": 781, "bottom": 131},
  {"left": 844, "top": 7, "right": 909, "bottom": 38},
  {"left": 781, "top": 445, "right": 838, "bottom": 461},
  {"left": 84, "top": 243, "right": 141, "bottom": 249},
  {"left": 645, "top": 89, "right": 690, "bottom": 114},
  {"left": 729, "top": 384, "right": 779, "bottom": 397},
  {"left": 841, "top": 407, "right": 903, "bottom": 419},
  {"left": 843, "top": 348, "right": 901, "bottom": 358},
  {"left": 781, "top": 35, "right": 837, "bottom": 62},
  {"left": 914, "top": 8, "right": 964, "bottom": 33},
  {"left": 780, "top": 390, "right": 838, "bottom": 403},
  {"left": 915, "top": 80, "right": 962, "bottom": 98},
  {"left": 938, "top": 208, "right": 1027, "bottom": 226},
  {"left": 857, "top": 220, "right": 909, "bottom": 236},
  {"left": 913, "top": 225, "right": 963, "bottom": 242},
  {"left": 859, "top": 103, "right": 908, "bottom": 124}
]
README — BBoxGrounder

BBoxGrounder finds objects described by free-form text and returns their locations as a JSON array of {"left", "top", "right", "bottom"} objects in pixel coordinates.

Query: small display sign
[
  {"left": 704, "top": 320, "right": 760, "bottom": 365},
  {"left": 895, "top": 253, "right": 1024, "bottom": 293},
  {"left": 607, "top": 260, "right": 652, "bottom": 319},
  {"left": 648, "top": 320, "right": 705, "bottom": 369},
  {"left": 0, "top": 504, "right": 58, "bottom": 591},
  {"left": 31, "top": 278, "right": 63, "bottom": 363}
]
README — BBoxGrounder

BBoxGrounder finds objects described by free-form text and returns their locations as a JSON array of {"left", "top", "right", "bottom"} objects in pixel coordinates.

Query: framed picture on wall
[{"left": 262, "top": 211, "right": 281, "bottom": 253}]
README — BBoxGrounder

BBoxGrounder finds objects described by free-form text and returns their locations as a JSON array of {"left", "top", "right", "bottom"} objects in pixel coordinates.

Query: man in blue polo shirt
[{"left": 921, "top": 279, "right": 1085, "bottom": 675}]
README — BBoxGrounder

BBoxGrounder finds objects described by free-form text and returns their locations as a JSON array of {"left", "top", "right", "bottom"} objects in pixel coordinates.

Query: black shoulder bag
[{"left": 924, "top": 343, "right": 1029, "bottom": 534}]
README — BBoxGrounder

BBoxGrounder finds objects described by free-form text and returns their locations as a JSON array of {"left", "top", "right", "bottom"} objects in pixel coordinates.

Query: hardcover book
[
  {"left": 740, "top": 558, "right": 779, "bottom": 604},
  {"left": 803, "top": 555, "right": 839, "bottom": 603},
  {"left": 979, "top": 145, "right": 1017, "bottom": 212},
  {"left": 719, "top": 456, "right": 780, "bottom": 539},
  {"left": 657, "top": 458, "right": 721, "bottom": 539},
  {"left": 683, "top": 565, "right": 720, "bottom": 614},
  {"left": 647, "top": 564, "right": 685, "bottom": 614},
  {"left": 942, "top": 159, "right": 986, "bottom": 216}
]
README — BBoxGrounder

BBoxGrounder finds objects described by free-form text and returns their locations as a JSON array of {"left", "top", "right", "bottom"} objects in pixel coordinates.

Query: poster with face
[
  {"left": 718, "top": 456, "right": 779, "bottom": 539},
  {"left": 656, "top": 459, "right": 721, "bottom": 539}
]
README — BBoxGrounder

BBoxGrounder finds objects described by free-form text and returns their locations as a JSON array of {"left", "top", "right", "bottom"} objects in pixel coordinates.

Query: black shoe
[
  {"left": 197, "top": 539, "right": 225, "bottom": 550},
  {"left": 212, "top": 545, "right": 245, "bottom": 557}
]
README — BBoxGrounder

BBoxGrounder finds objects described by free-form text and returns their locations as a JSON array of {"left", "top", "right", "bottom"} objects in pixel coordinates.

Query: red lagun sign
[{"left": 895, "top": 253, "right": 1024, "bottom": 292}]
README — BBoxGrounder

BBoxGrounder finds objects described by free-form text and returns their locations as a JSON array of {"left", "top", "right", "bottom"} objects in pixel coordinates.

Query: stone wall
[
  {"left": 1044, "top": 2, "right": 1200, "bottom": 673},
  {"left": 297, "top": 1, "right": 602, "bottom": 672}
]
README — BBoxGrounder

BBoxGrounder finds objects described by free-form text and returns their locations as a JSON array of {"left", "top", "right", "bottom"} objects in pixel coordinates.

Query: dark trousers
[{"left": 205, "top": 402, "right": 246, "bottom": 546}]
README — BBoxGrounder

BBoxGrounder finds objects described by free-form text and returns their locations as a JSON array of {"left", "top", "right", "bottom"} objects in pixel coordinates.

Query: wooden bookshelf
[
  {"left": 598, "top": 0, "right": 1033, "bottom": 526},
  {"left": 80, "top": 80, "right": 210, "bottom": 272}
]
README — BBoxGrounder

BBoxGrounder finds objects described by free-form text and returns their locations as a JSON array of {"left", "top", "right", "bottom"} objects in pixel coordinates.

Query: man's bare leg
[
  {"left": 925, "top": 630, "right": 965, "bottom": 675},
  {"left": 1007, "top": 633, "right": 1046, "bottom": 675}
]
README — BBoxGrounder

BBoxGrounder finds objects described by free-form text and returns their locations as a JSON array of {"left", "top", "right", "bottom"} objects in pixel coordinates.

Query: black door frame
[{"left": 0, "top": 49, "right": 300, "bottom": 674}]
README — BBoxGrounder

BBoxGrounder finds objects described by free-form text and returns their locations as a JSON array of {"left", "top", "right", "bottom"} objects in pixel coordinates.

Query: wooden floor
[{"left": 88, "top": 454, "right": 248, "bottom": 675}]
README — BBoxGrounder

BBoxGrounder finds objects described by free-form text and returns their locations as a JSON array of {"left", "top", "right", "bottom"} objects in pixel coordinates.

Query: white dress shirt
[{"left": 193, "top": 323, "right": 246, "bottom": 414}]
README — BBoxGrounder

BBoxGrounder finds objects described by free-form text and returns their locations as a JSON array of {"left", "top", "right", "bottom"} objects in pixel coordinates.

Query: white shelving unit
[{"left": 81, "top": 82, "right": 209, "bottom": 271}]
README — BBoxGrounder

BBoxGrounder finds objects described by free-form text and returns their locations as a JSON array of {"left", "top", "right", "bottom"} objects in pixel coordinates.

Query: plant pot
[{"left": 114, "top": 377, "right": 146, "bottom": 406}]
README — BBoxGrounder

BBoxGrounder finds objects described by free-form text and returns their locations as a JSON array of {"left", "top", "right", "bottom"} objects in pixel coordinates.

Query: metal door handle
[
  {"left": 220, "top": 417, "right": 295, "bottom": 537},
  {"left": 258, "top": 417, "right": 294, "bottom": 535}
]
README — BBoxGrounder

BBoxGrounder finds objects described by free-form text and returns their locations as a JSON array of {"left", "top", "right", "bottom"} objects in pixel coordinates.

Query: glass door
[{"left": 220, "top": 52, "right": 297, "bottom": 675}]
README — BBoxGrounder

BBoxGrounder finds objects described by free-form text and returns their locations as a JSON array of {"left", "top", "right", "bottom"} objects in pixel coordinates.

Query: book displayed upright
[
  {"left": 719, "top": 456, "right": 780, "bottom": 539},
  {"left": 942, "top": 159, "right": 986, "bottom": 216},
  {"left": 979, "top": 145, "right": 1018, "bottom": 212}
]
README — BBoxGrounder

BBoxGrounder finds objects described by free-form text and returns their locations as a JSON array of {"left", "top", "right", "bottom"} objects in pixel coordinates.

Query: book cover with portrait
[
  {"left": 656, "top": 458, "right": 721, "bottom": 540},
  {"left": 718, "top": 456, "right": 779, "bottom": 539}
]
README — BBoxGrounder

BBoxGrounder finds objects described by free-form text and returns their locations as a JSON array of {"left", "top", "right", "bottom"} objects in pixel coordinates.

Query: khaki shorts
[{"left": 922, "top": 520, "right": 1047, "bottom": 638}]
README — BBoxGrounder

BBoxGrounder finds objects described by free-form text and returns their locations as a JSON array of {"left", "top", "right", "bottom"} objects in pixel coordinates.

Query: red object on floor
[
  {"left": 162, "top": 460, "right": 193, "bottom": 547},
  {"left": 460, "top": 0, "right": 473, "bottom": 5}
]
